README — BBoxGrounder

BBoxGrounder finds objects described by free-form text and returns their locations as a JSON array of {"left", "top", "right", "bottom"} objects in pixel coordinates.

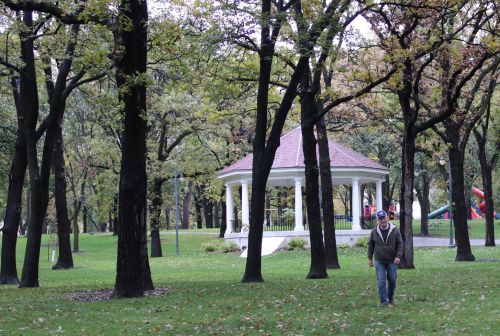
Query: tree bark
[
  {"left": 474, "top": 113, "right": 496, "bottom": 246},
  {"left": 19, "top": 11, "right": 44, "bottom": 288},
  {"left": 219, "top": 201, "right": 226, "bottom": 238},
  {"left": 150, "top": 177, "right": 163, "bottom": 257},
  {"left": 398, "top": 128, "right": 416, "bottom": 269},
  {"left": 194, "top": 189, "right": 203, "bottom": 229},
  {"left": 415, "top": 172, "right": 431, "bottom": 236},
  {"left": 1, "top": 74, "right": 27, "bottom": 285},
  {"left": 52, "top": 128, "right": 74, "bottom": 269},
  {"left": 301, "top": 63, "right": 327, "bottom": 279},
  {"left": 447, "top": 125, "right": 475, "bottom": 261},
  {"left": 316, "top": 116, "right": 340, "bottom": 269},
  {"left": 181, "top": 180, "right": 193, "bottom": 229},
  {"left": 112, "top": 0, "right": 152, "bottom": 298}
]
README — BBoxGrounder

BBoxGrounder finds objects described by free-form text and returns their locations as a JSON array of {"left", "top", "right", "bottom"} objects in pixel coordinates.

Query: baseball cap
[{"left": 376, "top": 210, "right": 387, "bottom": 219}]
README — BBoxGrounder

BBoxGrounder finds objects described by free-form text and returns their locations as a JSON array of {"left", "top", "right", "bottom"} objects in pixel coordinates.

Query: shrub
[
  {"left": 222, "top": 242, "right": 240, "bottom": 253},
  {"left": 354, "top": 236, "right": 369, "bottom": 248},
  {"left": 201, "top": 240, "right": 223, "bottom": 252},
  {"left": 288, "top": 238, "right": 307, "bottom": 250},
  {"left": 202, "top": 240, "right": 240, "bottom": 253},
  {"left": 338, "top": 243, "right": 350, "bottom": 249}
]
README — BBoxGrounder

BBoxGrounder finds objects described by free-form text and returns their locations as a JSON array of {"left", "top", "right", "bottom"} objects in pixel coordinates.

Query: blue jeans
[{"left": 375, "top": 260, "right": 397, "bottom": 304}]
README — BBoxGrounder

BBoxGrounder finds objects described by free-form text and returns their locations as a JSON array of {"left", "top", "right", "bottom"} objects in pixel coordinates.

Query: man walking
[{"left": 368, "top": 210, "right": 403, "bottom": 307}]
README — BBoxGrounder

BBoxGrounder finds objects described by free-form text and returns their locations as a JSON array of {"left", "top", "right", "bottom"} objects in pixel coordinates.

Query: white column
[
  {"left": 225, "top": 184, "right": 234, "bottom": 233},
  {"left": 241, "top": 180, "right": 249, "bottom": 226},
  {"left": 376, "top": 179, "right": 383, "bottom": 212},
  {"left": 351, "top": 178, "right": 361, "bottom": 230},
  {"left": 294, "top": 178, "right": 304, "bottom": 231}
]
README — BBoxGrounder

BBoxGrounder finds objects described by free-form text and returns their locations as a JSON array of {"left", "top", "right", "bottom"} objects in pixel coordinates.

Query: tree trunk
[
  {"left": 19, "top": 10, "right": 45, "bottom": 288},
  {"left": 112, "top": 0, "right": 152, "bottom": 298},
  {"left": 302, "top": 121, "right": 328, "bottom": 279},
  {"left": 113, "top": 197, "right": 118, "bottom": 235},
  {"left": 415, "top": 172, "right": 430, "bottom": 236},
  {"left": 194, "top": 189, "right": 203, "bottom": 229},
  {"left": 150, "top": 178, "right": 163, "bottom": 257},
  {"left": 165, "top": 205, "right": 170, "bottom": 230},
  {"left": 383, "top": 176, "right": 391, "bottom": 211},
  {"left": 181, "top": 180, "right": 192, "bottom": 229},
  {"left": 1, "top": 75, "right": 27, "bottom": 285},
  {"left": 398, "top": 129, "right": 416, "bottom": 269},
  {"left": 202, "top": 198, "right": 214, "bottom": 229},
  {"left": 301, "top": 63, "right": 327, "bottom": 279},
  {"left": 213, "top": 202, "right": 220, "bottom": 228},
  {"left": 52, "top": 128, "right": 74, "bottom": 269},
  {"left": 316, "top": 116, "right": 340, "bottom": 269},
  {"left": 475, "top": 129, "right": 495, "bottom": 246},
  {"left": 219, "top": 201, "right": 226, "bottom": 238},
  {"left": 447, "top": 127, "right": 475, "bottom": 261},
  {"left": 82, "top": 206, "right": 88, "bottom": 233}
]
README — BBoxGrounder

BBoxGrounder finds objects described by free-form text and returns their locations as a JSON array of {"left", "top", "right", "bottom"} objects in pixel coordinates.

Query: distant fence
[{"left": 230, "top": 213, "right": 371, "bottom": 233}]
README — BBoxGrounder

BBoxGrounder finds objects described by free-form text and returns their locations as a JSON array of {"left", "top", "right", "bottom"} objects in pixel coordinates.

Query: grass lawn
[{"left": 0, "top": 232, "right": 499, "bottom": 335}]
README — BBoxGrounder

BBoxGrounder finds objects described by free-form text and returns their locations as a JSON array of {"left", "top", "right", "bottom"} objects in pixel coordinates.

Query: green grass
[
  {"left": 0, "top": 232, "right": 499, "bottom": 335},
  {"left": 412, "top": 219, "right": 497, "bottom": 239}
]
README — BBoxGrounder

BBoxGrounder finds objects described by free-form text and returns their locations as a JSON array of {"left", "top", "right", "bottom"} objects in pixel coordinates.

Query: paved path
[{"left": 413, "top": 237, "right": 499, "bottom": 247}]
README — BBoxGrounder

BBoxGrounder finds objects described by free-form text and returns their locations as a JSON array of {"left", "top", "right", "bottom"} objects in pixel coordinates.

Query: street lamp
[{"left": 439, "top": 155, "right": 455, "bottom": 248}]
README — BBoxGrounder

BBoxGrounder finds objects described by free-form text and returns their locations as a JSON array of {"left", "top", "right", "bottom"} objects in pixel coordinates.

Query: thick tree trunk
[
  {"left": 316, "top": 116, "right": 340, "bottom": 269},
  {"left": 112, "top": 0, "right": 152, "bottom": 298},
  {"left": 398, "top": 130, "right": 416, "bottom": 269},
  {"left": 301, "top": 63, "right": 327, "bottom": 279},
  {"left": 302, "top": 122, "right": 327, "bottom": 279},
  {"left": 1, "top": 77, "right": 27, "bottom": 284},
  {"left": 150, "top": 178, "right": 163, "bottom": 257},
  {"left": 19, "top": 11, "right": 44, "bottom": 288},
  {"left": 447, "top": 128, "right": 475, "bottom": 261},
  {"left": 52, "top": 128, "right": 74, "bottom": 269}
]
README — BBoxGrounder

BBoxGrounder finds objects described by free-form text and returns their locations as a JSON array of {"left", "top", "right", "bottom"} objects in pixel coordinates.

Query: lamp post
[
  {"left": 174, "top": 171, "right": 181, "bottom": 256},
  {"left": 439, "top": 155, "right": 455, "bottom": 248}
]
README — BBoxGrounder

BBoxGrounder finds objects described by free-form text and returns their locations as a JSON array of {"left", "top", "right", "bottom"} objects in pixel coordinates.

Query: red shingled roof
[{"left": 219, "top": 127, "right": 388, "bottom": 175}]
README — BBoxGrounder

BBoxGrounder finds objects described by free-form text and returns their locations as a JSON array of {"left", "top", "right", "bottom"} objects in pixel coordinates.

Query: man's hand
[
  {"left": 394, "top": 258, "right": 400, "bottom": 265},
  {"left": 368, "top": 260, "right": 373, "bottom": 267}
]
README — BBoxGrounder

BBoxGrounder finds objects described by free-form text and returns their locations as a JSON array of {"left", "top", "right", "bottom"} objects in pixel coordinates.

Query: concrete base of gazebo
[{"left": 226, "top": 229, "right": 371, "bottom": 254}]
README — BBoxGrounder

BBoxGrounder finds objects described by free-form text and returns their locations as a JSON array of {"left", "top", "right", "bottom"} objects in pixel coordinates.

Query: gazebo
[{"left": 218, "top": 127, "right": 389, "bottom": 246}]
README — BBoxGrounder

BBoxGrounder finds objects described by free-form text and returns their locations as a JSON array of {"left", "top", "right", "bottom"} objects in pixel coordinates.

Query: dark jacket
[{"left": 368, "top": 223, "right": 403, "bottom": 263}]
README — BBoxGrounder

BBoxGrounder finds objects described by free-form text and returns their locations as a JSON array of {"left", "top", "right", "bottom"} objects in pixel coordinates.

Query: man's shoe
[
  {"left": 388, "top": 299, "right": 395, "bottom": 307},
  {"left": 380, "top": 302, "right": 388, "bottom": 307}
]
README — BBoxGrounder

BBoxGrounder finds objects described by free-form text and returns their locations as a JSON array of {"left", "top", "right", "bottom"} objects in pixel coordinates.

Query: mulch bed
[{"left": 66, "top": 287, "right": 170, "bottom": 302}]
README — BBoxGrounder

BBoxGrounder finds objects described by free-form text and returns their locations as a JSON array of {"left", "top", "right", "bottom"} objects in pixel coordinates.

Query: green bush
[
  {"left": 338, "top": 243, "right": 350, "bottom": 249},
  {"left": 222, "top": 242, "right": 240, "bottom": 253},
  {"left": 201, "top": 240, "right": 223, "bottom": 252},
  {"left": 202, "top": 240, "right": 240, "bottom": 253},
  {"left": 288, "top": 238, "right": 307, "bottom": 250},
  {"left": 354, "top": 236, "right": 369, "bottom": 248}
]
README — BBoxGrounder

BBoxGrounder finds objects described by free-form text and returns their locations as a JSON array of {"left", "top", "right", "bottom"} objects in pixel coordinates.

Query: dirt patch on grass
[{"left": 66, "top": 287, "right": 170, "bottom": 302}]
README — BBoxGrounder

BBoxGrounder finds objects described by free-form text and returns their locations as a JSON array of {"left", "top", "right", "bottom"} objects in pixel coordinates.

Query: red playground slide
[{"left": 472, "top": 187, "right": 487, "bottom": 213}]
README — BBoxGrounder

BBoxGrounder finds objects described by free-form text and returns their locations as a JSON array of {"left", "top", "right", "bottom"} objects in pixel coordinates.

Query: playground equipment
[
  {"left": 472, "top": 186, "right": 498, "bottom": 219},
  {"left": 428, "top": 204, "right": 450, "bottom": 219},
  {"left": 429, "top": 187, "right": 498, "bottom": 219}
]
